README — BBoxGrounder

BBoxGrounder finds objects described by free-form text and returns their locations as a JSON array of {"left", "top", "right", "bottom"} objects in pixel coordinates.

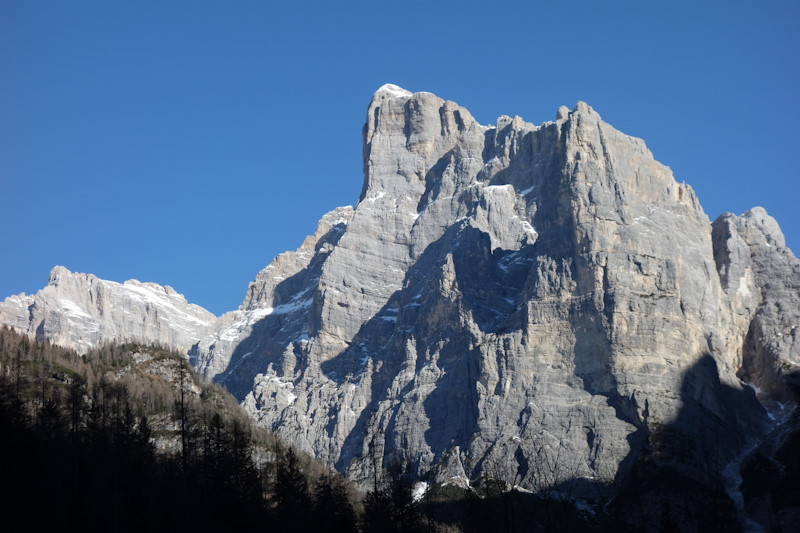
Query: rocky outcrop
[
  {"left": 189, "top": 85, "right": 791, "bottom": 488},
  {"left": 191, "top": 206, "right": 353, "bottom": 386},
  {"left": 713, "top": 208, "right": 800, "bottom": 403},
  {"left": 0, "top": 266, "right": 216, "bottom": 354}
]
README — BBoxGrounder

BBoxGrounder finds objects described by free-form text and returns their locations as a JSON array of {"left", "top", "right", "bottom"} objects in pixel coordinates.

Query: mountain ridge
[
  {"left": 2, "top": 87, "right": 798, "bottom": 511},
  {"left": 0, "top": 264, "right": 217, "bottom": 354}
]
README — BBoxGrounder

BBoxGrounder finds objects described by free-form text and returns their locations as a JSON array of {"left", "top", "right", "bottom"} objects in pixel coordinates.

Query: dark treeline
[{"left": 0, "top": 327, "right": 358, "bottom": 532}]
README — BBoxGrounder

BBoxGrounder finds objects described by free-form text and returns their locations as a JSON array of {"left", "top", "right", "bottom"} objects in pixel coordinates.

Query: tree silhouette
[
  {"left": 274, "top": 447, "right": 312, "bottom": 530},
  {"left": 312, "top": 471, "right": 358, "bottom": 532}
]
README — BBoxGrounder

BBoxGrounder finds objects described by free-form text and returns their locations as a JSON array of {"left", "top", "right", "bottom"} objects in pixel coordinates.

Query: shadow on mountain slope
[
  {"left": 212, "top": 222, "right": 347, "bottom": 399},
  {"left": 207, "top": 225, "right": 785, "bottom": 531},
  {"left": 213, "top": 209, "right": 777, "bottom": 529},
  {"left": 406, "top": 354, "right": 773, "bottom": 532},
  {"left": 602, "top": 353, "right": 770, "bottom": 532},
  {"left": 738, "top": 369, "right": 800, "bottom": 531},
  {"left": 322, "top": 221, "right": 538, "bottom": 474}
]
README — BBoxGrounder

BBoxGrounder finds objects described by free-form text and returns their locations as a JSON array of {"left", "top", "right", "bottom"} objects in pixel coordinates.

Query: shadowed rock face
[
  {"left": 188, "top": 85, "right": 794, "bottom": 486},
  {"left": 2, "top": 85, "right": 796, "bottom": 491}
]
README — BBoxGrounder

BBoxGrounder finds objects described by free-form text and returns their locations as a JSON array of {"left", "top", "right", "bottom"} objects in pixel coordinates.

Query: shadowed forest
[
  {"left": 1, "top": 327, "right": 797, "bottom": 532},
  {"left": 0, "top": 327, "right": 357, "bottom": 532}
]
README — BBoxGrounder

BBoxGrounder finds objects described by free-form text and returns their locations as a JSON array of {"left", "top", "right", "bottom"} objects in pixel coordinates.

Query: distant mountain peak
[{"left": 1, "top": 265, "right": 216, "bottom": 354}]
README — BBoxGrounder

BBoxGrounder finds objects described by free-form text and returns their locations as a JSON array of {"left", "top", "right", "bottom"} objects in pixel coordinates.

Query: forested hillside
[{"left": 0, "top": 327, "right": 358, "bottom": 532}]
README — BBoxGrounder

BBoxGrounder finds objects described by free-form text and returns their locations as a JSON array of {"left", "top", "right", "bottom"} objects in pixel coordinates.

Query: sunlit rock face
[
  {"left": 0, "top": 266, "right": 216, "bottom": 355},
  {"left": 713, "top": 207, "right": 800, "bottom": 402},
  {"left": 2, "top": 86, "right": 795, "bottom": 491},
  {"left": 191, "top": 85, "right": 794, "bottom": 486}
]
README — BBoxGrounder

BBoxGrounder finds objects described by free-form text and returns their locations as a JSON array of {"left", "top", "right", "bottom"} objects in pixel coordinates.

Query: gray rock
[
  {"left": 0, "top": 266, "right": 216, "bottom": 354},
  {"left": 713, "top": 207, "right": 800, "bottom": 403},
  {"left": 192, "top": 86, "right": 789, "bottom": 488},
  {"left": 3, "top": 86, "right": 795, "bottom": 494}
]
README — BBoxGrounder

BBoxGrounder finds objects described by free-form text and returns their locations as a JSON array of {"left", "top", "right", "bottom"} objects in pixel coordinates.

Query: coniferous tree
[
  {"left": 275, "top": 447, "right": 312, "bottom": 530},
  {"left": 67, "top": 377, "right": 86, "bottom": 441},
  {"left": 312, "top": 471, "right": 358, "bottom": 532},
  {"left": 364, "top": 459, "right": 424, "bottom": 533},
  {"left": 37, "top": 392, "right": 64, "bottom": 441},
  {"left": 230, "top": 417, "right": 261, "bottom": 503}
]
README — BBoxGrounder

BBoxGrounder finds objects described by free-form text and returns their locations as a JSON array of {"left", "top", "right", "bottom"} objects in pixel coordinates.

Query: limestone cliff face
[
  {"left": 0, "top": 266, "right": 216, "bottom": 354},
  {"left": 190, "top": 85, "right": 791, "bottom": 485},
  {"left": 2, "top": 86, "right": 796, "bottom": 490}
]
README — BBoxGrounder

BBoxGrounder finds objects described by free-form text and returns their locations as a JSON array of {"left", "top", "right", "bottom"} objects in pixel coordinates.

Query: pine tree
[
  {"left": 364, "top": 460, "right": 424, "bottom": 533},
  {"left": 275, "top": 447, "right": 312, "bottom": 530},
  {"left": 312, "top": 471, "right": 358, "bottom": 532}
]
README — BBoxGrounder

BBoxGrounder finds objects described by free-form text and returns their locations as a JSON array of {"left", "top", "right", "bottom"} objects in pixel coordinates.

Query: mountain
[
  {"left": 189, "top": 85, "right": 798, "bottom": 486},
  {"left": 2, "top": 85, "right": 798, "bottom": 514},
  {"left": 0, "top": 265, "right": 216, "bottom": 354}
]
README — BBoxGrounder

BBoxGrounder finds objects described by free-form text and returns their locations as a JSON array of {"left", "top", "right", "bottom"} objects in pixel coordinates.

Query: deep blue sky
[{"left": 2, "top": 1, "right": 798, "bottom": 316}]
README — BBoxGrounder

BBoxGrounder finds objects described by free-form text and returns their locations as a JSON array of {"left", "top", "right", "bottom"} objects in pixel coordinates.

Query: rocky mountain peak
[
  {"left": 373, "top": 83, "right": 413, "bottom": 100},
  {"left": 712, "top": 207, "right": 799, "bottom": 401},
  {"left": 186, "top": 87, "right": 795, "bottom": 490},
  {"left": 2, "top": 87, "right": 797, "bottom": 505},
  {"left": 0, "top": 266, "right": 217, "bottom": 354},
  {"left": 361, "top": 85, "right": 485, "bottom": 202},
  {"left": 741, "top": 206, "right": 788, "bottom": 249},
  {"left": 48, "top": 264, "right": 72, "bottom": 284}
]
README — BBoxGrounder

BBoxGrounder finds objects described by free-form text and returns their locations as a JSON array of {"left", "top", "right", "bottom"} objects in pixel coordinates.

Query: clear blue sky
[{"left": 2, "top": 1, "right": 798, "bottom": 316}]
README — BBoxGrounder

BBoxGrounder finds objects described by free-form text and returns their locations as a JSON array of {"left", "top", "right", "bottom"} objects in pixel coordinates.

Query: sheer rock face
[
  {"left": 0, "top": 266, "right": 216, "bottom": 354},
  {"left": 2, "top": 86, "right": 796, "bottom": 490},
  {"left": 189, "top": 85, "right": 790, "bottom": 485}
]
